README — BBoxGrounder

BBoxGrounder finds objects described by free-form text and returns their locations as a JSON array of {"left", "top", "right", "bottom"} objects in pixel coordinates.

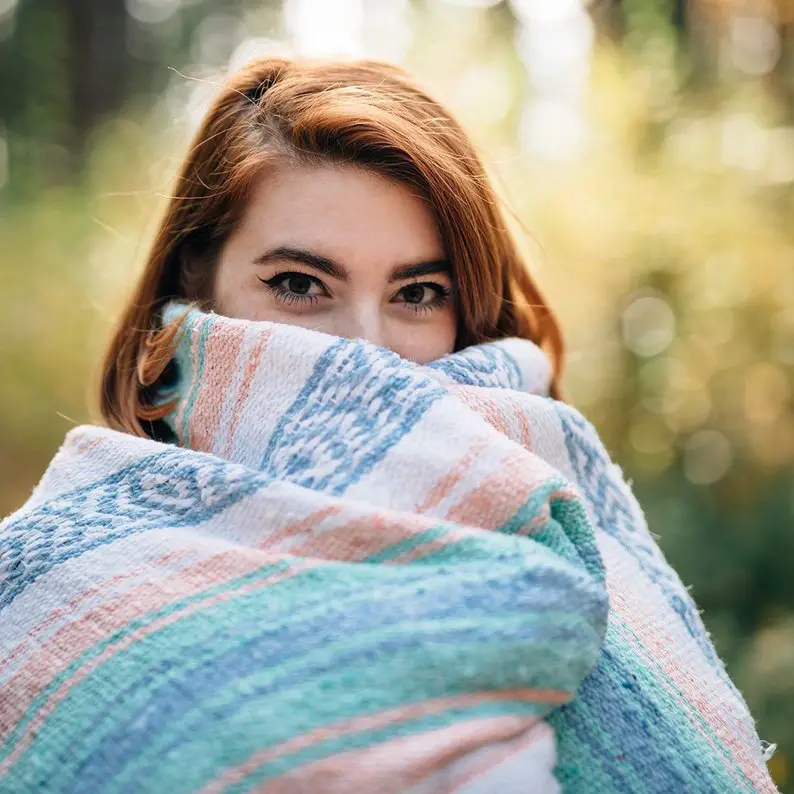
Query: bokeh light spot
[
  {"left": 730, "top": 14, "right": 780, "bottom": 77},
  {"left": 125, "top": 0, "right": 180, "bottom": 26},
  {"left": 683, "top": 430, "right": 732, "bottom": 485},
  {"left": 622, "top": 295, "right": 676, "bottom": 358}
]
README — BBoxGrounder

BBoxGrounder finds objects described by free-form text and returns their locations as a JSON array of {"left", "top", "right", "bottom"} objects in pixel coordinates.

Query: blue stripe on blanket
[
  {"left": 555, "top": 403, "right": 725, "bottom": 672},
  {"left": 0, "top": 450, "right": 264, "bottom": 608},
  {"left": 56, "top": 615, "right": 593, "bottom": 792},
  {"left": 20, "top": 559, "right": 598, "bottom": 783},
  {"left": 427, "top": 343, "right": 522, "bottom": 389},
  {"left": 549, "top": 640, "right": 754, "bottom": 794},
  {"left": 260, "top": 341, "right": 446, "bottom": 495}
]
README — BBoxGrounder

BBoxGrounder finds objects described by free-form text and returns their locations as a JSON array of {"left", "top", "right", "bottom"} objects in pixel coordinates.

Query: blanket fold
[{"left": 0, "top": 305, "right": 777, "bottom": 794}]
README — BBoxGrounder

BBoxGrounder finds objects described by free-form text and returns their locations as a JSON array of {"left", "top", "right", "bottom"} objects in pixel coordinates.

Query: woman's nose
[{"left": 337, "top": 302, "right": 387, "bottom": 349}]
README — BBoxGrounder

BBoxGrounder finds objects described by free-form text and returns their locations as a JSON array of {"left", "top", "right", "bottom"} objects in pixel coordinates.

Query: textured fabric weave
[{"left": 0, "top": 305, "right": 777, "bottom": 793}]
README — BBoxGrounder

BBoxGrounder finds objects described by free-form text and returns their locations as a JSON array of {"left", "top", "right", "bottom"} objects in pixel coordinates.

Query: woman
[
  {"left": 101, "top": 58, "right": 562, "bottom": 437},
  {"left": 0, "top": 58, "right": 777, "bottom": 793}
]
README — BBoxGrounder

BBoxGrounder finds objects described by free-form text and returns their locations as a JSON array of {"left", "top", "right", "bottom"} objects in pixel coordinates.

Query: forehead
[{"left": 235, "top": 163, "right": 445, "bottom": 270}]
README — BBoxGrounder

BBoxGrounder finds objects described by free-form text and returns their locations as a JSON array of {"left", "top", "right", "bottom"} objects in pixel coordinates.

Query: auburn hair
[{"left": 100, "top": 57, "right": 564, "bottom": 438}]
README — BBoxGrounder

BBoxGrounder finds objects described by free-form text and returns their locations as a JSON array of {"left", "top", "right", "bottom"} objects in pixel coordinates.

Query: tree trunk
[{"left": 63, "top": 0, "right": 129, "bottom": 161}]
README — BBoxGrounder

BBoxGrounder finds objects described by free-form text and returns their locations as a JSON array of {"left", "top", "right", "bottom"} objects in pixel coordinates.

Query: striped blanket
[{"left": 0, "top": 305, "right": 776, "bottom": 793}]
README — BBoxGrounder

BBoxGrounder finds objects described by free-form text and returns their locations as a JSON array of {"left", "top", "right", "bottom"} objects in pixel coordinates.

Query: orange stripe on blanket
[
  {"left": 0, "top": 547, "right": 190, "bottom": 679},
  {"left": 445, "top": 449, "right": 544, "bottom": 531},
  {"left": 251, "top": 716, "right": 539, "bottom": 794},
  {"left": 449, "top": 388, "right": 535, "bottom": 451},
  {"left": 63, "top": 431, "right": 107, "bottom": 456},
  {"left": 0, "top": 505, "right": 331, "bottom": 735},
  {"left": 199, "top": 690, "right": 569, "bottom": 794},
  {"left": 449, "top": 386, "right": 512, "bottom": 436},
  {"left": 439, "top": 720, "right": 553, "bottom": 794},
  {"left": 0, "top": 557, "right": 314, "bottom": 775},
  {"left": 416, "top": 438, "right": 491, "bottom": 514},
  {"left": 502, "top": 392, "right": 534, "bottom": 450},
  {"left": 222, "top": 330, "right": 271, "bottom": 459},
  {"left": 189, "top": 321, "right": 247, "bottom": 453},
  {"left": 258, "top": 504, "right": 344, "bottom": 550},
  {"left": 288, "top": 509, "right": 451, "bottom": 562},
  {"left": 0, "top": 547, "right": 277, "bottom": 743}
]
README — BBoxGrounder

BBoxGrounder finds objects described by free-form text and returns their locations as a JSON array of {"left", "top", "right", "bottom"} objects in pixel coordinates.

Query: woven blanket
[{"left": 0, "top": 305, "right": 777, "bottom": 793}]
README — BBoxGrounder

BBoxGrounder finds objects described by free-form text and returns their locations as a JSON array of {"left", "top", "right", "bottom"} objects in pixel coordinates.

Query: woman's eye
[
  {"left": 258, "top": 272, "right": 326, "bottom": 305},
  {"left": 395, "top": 282, "right": 451, "bottom": 312},
  {"left": 401, "top": 284, "right": 430, "bottom": 305},
  {"left": 282, "top": 273, "right": 314, "bottom": 295}
]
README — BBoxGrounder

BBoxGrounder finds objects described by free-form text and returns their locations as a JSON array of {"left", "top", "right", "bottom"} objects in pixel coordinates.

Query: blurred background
[{"left": 1, "top": 0, "right": 792, "bottom": 786}]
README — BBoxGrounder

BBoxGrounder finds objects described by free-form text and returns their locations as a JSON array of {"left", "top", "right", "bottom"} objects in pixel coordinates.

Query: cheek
[{"left": 212, "top": 257, "right": 248, "bottom": 317}]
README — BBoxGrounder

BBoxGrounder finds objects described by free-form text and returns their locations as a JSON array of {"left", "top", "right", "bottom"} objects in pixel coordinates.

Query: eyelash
[
  {"left": 258, "top": 272, "right": 452, "bottom": 313},
  {"left": 258, "top": 272, "right": 326, "bottom": 305},
  {"left": 402, "top": 282, "right": 452, "bottom": 314}
]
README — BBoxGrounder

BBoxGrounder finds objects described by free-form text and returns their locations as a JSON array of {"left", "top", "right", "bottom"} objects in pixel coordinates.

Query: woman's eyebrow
[
  {"left": 389, "top": 260, "right": 451, "bottom": 282},
  {"left": 253, "top": 247, "right": 348, "bottom": 281}
]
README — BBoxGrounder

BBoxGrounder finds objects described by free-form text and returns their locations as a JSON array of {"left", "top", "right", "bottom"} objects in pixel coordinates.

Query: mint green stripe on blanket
[
  {"left": 80, "top": 633, "right": 575, "bottom": 794},
  {"left": 363, "top": 526, "right": 449, "bottom": 563},
  {"left": 180, "top": 312, "right": 214, "bottom": 443},
  {"left": 8, "top": 567, "right": 591, "bottom": 793},
  {"left": 0, "top": 558, "right": 291, "bottom": 765},
  {"left": 21, "top": 564, "right": 553, "bottom": 782},
  {"left": 549, "top": 625, "right": 756, "bottom": 794}
]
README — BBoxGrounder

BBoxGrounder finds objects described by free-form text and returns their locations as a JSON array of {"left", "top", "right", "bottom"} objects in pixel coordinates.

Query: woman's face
[{"left": 213, "top": 164, "right": 457, "bottom": 364}]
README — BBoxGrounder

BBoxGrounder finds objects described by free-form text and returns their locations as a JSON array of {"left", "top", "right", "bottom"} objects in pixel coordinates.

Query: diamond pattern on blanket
[
  {"left": 0, "top": 450, "right": 263, "bottom": 607},
  {"left": 260, "top": 340, "right": 446, "bottom": 495}
]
